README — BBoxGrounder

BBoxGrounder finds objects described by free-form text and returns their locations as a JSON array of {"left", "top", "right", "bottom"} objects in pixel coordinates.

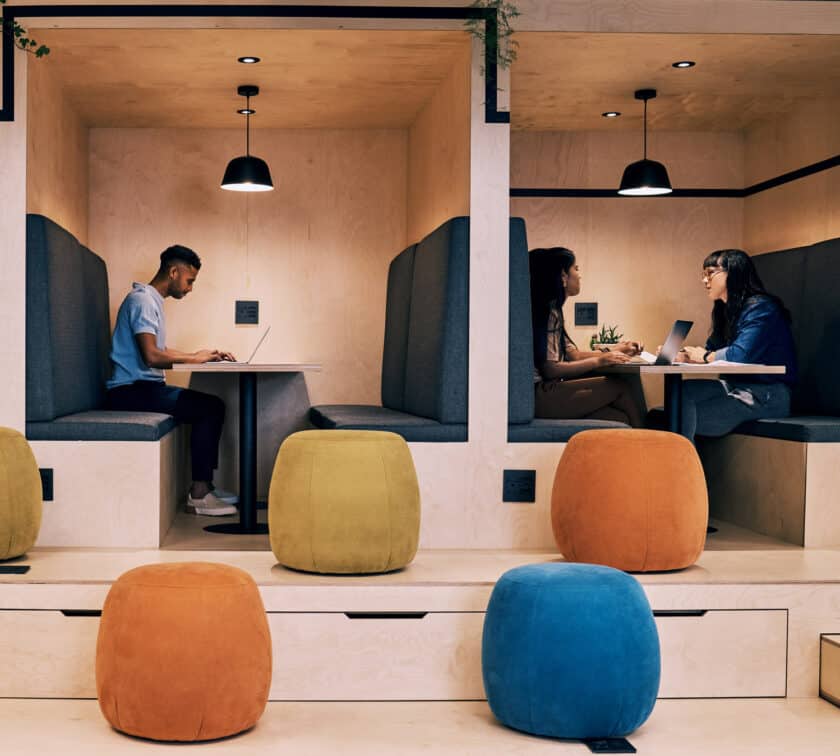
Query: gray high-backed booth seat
[
  {"left": 310, "top": 215, "right": 627, "bottom": 443},
  {"left": 507, "top": 217, "right": 629, "bottom": 442},
  {"left": 732, "top": 236, "right": 840, "bottom": 441},
  {"left": 25, "top": 214, "right": 176, "bottom": 441},
  {"left": 310, "top": 217, "right": 470, "bottom": 441}
]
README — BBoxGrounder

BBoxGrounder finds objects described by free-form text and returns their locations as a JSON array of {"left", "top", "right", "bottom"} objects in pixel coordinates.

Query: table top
[
  {"left": 598, "top": 362, "right": 786, "bottom": 375},
  {"left": 173, "top": 363, "right": 321, "bottom": 373}
]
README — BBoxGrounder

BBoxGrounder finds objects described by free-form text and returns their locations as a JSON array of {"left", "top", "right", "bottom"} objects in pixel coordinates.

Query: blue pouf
[{"left": 482, "top": 563, "right": 660, "bottom": 739}]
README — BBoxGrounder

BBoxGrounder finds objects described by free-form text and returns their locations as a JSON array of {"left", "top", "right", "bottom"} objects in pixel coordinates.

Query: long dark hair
[
  {"left": 704, "top": 249, "right": 791, "bottom": 346},
  {"left": 529, "top": 247, "right": 577, "bottom": 366}
]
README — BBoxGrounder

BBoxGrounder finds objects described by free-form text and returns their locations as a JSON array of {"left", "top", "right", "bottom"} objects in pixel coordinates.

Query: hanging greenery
[
  {"left": 1, "top": 0, "right": 50, "bottom": 57},
  {"left": 465, "top": 0, "right": 520, "bottom": 71}
]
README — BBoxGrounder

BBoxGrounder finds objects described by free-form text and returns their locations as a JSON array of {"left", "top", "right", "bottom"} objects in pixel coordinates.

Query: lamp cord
[
  {"left": 246, "top": 95, "right": 251, "bottom": 156},
  {"left": 643, "top": 97, "right": 647, "bottom": 159}
]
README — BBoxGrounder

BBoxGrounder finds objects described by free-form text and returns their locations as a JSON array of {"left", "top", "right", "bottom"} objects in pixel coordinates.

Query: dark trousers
[
  {"left": 535, "top": 375, "right": 646, "bottom": 427},
  {"left": 106, "top": 381, "right": 225, "bottom": 482}
]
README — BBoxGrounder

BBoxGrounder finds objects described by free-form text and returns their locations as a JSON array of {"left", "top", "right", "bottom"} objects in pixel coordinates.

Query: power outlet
[
  {"left": 575, "top": 302, "right": 598, "bottom": 326},
  {"left": 503, "top": 469, "right": 536, "bottom": 503},
  {"left": 235, "top": 300, "right": 259, "bottom": 325}
]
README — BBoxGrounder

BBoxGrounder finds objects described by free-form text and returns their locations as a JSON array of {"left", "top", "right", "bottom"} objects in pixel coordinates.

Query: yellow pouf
[
  {"left": 0, "top": 427, "right": 42, "bottom": 560},
  {"left": 269, "top": 430, "right": 420, "bottom": 573},
  {"left": 551, "top": 429, "right": 707, "bottom": 572}
]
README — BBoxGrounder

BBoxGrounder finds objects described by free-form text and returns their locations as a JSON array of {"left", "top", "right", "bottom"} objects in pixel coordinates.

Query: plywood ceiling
[
  {"left": 31, "top": 28, "right": 840, "bottom": 131},
  {"left": 33, "top": 29, "right": 470, "bottom": 128},
  {"left": 512, "top": 33, "right": 840, "bottom": 131}
]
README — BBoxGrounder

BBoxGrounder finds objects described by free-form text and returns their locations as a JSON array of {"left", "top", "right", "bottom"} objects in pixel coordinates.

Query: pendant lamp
[
  {"left": 221, "top": 85, "right": 274, "bottom": 192},
  {"left": 618, "top": 88, "right": 672, "bottom": 196}
]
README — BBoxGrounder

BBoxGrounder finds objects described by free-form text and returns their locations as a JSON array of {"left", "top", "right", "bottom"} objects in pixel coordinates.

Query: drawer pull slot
[
  {"left": 343, "top": 612, "right": 428, "bottom": 620},
  {"left": 653, "top": 610, "right": 708, "bottom": 617},
  {"left": 60, "top": 610, "right": 102, "bottom": 617}
]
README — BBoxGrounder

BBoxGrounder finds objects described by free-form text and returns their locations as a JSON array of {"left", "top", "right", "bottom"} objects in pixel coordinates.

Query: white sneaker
[
  {"left": 210, "top": 487, "right": 239, "bottom": 505},
  {"left": 186, "top": 492, "right": 237, "bottom": 516}
]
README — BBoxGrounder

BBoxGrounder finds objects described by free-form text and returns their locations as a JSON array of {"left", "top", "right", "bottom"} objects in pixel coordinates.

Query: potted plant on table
[{"left": 590, "top": 324, "right": 623, "bottom": 352}]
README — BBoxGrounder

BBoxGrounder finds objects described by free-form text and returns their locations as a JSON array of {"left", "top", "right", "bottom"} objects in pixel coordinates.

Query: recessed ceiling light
[
  {"left": 238, "top": 56, "right": 261, "bottom": 64},
  {"left": 672, "top": 60, "right": 695, "bottom": 68},
  {"left": 602, "top": 111, "right": 621, "bottom": 118},
  {"left": 237, "top": 108, "right": 256, "bottom": 115}
]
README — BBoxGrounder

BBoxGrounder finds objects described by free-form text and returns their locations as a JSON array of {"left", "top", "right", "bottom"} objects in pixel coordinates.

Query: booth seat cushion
[
  {"left": 26, "top": 411, "right": 177, "bottom": 442},
  {"left": 508, "top": 418, "right": 629, "bottom": 443},
  {"left": 309, "top": 405, "right": 466, "bottom": 442},
  {"left": 734, "top": 416, "right": 840, "bottom": 443}
]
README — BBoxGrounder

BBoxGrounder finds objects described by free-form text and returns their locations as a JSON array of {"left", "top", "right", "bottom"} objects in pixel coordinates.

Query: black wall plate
[
  {"left": 575, "top": 302, "right": 598, "bottom": 326},
  {"left": 235, "top": 300, "right": 259, "bottom": 325},
  {"left": 503, "top": 470, "right": 536, "bottom": 503}
]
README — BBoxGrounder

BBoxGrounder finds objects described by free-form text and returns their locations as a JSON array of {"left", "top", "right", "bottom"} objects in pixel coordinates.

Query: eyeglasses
[{"left": 702, "top": 268, "right": 725, "bottom": 283}]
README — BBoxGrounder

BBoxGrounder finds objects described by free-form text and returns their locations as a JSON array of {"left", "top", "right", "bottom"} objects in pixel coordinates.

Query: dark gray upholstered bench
[
  {"left": 506, "top": 217, "right": 629, "bottom": 442},
  {"left": 26, "top": 214, "right": 176, "bottom": 441},
  {"left": 732, "top": 236, "right": 840, "bottom": 441},
  {"left": 310, "top": 216, "right": 625, "bottom": 443},
  {"left": 25, "top": 215, "right": 185, "bottom": 548},
  {"left": 310, "top": 217, "right": 469, "bottom": 442},
  {"left": 699, "top": 235, "right": 840, "bottom": 546}
]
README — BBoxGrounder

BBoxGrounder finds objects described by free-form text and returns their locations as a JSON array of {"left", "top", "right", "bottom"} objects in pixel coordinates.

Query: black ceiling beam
[{"left": 511, "top": 154, "right": 840, "bottom": 199}]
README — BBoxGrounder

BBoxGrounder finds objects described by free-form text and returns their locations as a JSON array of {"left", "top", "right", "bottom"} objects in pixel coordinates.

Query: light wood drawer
[
  {"left": 656, "top": 609, "right": 787, "bottom": 698},
  {"left": 0, "top": 610, "right": 98, "bottom": 698},
  {"left": 268, "top": 611, "right": 485, "bottom": 701}
]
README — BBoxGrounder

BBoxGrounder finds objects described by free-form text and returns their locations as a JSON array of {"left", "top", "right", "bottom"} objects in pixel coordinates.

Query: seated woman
[
  {"left": 673, "top": 248, "right": 797, "bottom": 442},
  {"left": 530, "top": 247, "right": 646, "bottom": 427}
]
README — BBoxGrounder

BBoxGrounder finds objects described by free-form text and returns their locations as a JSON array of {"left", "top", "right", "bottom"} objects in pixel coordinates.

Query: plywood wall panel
[
  {"left": 26, "top": 57, "right": 89, "bottom": 244},
  {"left": 406, "top": 49, "right": 470, "bottom": 243},
  {"left": 745, "top": 100, "right": 840, "bottom": 253},
  {"left": 89, "top": 128, "right": 407, "bottom": 407}
]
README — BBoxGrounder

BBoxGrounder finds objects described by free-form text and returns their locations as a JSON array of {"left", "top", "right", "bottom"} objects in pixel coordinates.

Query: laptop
[
  {"left": 213, "top": 326, "right": 271, "bottom": 366},
  {"left": 629, "top": 320, "right": 693, "bottom": 365}
]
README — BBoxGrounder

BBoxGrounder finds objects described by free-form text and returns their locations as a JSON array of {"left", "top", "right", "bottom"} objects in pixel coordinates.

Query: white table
[
  {"left": 174, "top": 362, "right": 321, "bottom": 534},
  {"left": 598, "top": 363, "right": 787, "bottom": 435}
]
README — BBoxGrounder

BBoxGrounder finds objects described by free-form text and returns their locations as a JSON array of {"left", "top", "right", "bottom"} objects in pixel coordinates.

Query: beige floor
[
  {"left": 160, "top": 510, "right": 800, "bottom": 552},
  {"left": 2, "top": 698, "right": 839, "bottom": 755}
]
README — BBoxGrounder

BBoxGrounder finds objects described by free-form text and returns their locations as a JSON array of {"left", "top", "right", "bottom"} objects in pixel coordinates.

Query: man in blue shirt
[{"left": 106, "top": 245, "right": 237, "bottom": 516}]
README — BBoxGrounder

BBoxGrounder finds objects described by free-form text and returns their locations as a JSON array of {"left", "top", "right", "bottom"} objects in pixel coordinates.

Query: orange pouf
[
  {"left": 551, "top": 429, "right": 707, "bottom": 572},
  {"left": 96, "top": 562, "right": 272, "bottom": 742}
]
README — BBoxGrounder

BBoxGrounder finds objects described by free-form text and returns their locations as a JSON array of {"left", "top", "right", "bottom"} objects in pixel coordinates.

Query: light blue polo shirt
[{"left": 107, "top": 283, "right": 167, "bottom": 389}]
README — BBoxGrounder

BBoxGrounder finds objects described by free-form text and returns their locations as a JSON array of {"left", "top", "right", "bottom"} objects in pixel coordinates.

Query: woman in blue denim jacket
[{"left": 674, "top": 248, "right": 797, "bottom": 442}]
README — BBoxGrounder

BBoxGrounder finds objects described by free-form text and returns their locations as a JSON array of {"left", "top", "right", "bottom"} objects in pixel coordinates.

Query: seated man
[{"left": 105, "top": 244, "right": 237, "bottom": 516}]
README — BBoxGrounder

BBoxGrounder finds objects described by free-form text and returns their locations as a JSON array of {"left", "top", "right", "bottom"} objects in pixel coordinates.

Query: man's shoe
[
  {"left": 186, "top": 492, "right": 237, "bottom": 516},
  {"left": 210, "top": 487, "right": 239, "bottom": 506}
]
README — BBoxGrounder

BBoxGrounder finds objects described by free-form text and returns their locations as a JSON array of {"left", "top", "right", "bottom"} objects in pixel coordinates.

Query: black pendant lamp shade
[
  {"left": 221, "top": 85, "right": 274, "bottom": 192},
  {"left": 618, "top": 89, "right": 672, "bottom": 196}
]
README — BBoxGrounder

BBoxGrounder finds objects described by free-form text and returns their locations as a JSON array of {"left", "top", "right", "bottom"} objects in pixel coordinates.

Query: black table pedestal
[
  {"left": 206, "top": 371, "right": 268, "bottom": 535},
  {"left": 664, "top": 373, "right": 683, "bottom": 434}
]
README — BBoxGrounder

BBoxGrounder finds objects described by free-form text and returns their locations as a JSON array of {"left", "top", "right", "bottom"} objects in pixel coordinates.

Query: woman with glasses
[
  {"left": 530, "top": 247, "right": 646, "bottom": 426},
  {"left": 671, "top": 248, "right": 797, "bottom": 441}
]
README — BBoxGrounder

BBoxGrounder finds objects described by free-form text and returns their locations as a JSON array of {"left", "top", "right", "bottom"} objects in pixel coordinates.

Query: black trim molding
[
  {"left": 511, "top": 154, "right": 840, "bottom": 199},
  {"left": 1, "top": 3, "right": 510, "bottom": 124}
]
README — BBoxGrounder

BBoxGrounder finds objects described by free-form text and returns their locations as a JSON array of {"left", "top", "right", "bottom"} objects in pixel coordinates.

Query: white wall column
[{"left": 0, "top": 49, "right": 27, "bottom": 431}]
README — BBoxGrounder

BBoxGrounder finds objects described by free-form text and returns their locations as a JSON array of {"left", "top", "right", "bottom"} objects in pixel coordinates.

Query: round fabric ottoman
[
  {"left": 96, "top": 562, "right": 272, "bottom": 742},
  {"left": 552, "top": 429, "right": 707, "bottom": 572},
  {"left": 0, "top": 426, "right": 42, "bottom": 560},
  {"left": 482, "top": 563, "right": 660, "bottom": 739},
  {"left": 268, "top": 430, "right": 420, "bottom": 574}
]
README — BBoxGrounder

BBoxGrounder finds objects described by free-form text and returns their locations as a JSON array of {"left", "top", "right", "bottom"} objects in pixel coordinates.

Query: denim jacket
[{"left": 705, "top": 295, "right": 797, "bottom": 385}]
